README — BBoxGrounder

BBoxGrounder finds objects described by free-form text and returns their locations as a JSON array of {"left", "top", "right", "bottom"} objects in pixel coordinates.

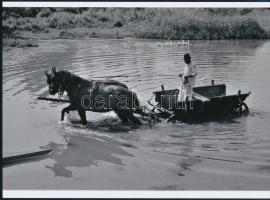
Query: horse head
[{"left": 45, "top": 67, "right": 62, "bottom": 95}]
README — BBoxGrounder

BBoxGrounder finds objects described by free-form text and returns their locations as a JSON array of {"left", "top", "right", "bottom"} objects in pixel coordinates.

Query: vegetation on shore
[{"left": 2, "top": 8, "right": 270, "bottom": 48}]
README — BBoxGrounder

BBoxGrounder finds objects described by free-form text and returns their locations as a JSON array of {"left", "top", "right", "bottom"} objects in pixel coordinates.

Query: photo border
[{"left": 2, "top": 1, "right": 270, "bottom": 199}]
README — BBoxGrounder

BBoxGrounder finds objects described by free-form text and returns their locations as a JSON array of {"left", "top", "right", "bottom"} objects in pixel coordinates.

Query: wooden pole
[
  {"left": 37, "top": 97, "right": 70, "bottom": 103},
  {"left": 161, "top": 84, "right": 164, "bottom": 91}
]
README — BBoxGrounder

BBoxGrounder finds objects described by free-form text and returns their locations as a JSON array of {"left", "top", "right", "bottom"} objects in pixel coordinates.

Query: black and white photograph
[{"left": 2, "top": 1, "right": 270, "bottom": 198}]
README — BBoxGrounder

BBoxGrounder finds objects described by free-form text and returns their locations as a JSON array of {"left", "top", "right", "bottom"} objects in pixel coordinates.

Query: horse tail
[{"left": 132, "top": 92, "right": 144, "bottom": 114}]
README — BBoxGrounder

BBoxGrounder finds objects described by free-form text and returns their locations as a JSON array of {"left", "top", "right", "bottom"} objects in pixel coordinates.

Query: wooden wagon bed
[{"left": 151, "top": 82, "right": 251, "bottom": 121}]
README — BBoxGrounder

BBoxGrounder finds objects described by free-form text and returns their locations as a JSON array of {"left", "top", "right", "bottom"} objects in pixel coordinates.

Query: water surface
[{"left": 3, "top": 38, "right": 270, "bottom": 190}]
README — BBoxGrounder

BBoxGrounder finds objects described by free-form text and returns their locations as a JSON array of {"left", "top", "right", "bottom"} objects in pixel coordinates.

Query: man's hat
[{"left": 184, "top": 53, "right": 191, "bottom": 59}]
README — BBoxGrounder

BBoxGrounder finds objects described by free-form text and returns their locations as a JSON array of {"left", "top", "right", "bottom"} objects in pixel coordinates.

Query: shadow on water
[
  {"left": 39, "top": 115, "right": 162, "bottom": 178},
  {"left": 41, "top": 134, "right": 134, "bottom": 178}
]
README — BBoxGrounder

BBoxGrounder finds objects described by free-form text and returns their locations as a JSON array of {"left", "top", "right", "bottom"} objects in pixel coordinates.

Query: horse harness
[{"left": 57, "top": 80, "right": 127, "bottom": 100}]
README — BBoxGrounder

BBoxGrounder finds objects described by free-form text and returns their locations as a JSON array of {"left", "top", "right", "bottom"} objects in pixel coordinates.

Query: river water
[{"left": 3, "top": 39, "right": 270, "bottom": 190}]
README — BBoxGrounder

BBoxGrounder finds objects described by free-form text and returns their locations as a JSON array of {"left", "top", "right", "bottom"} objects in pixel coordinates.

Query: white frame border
[{"left": 2, "top": 1, "right": 270, "bottom": 199}]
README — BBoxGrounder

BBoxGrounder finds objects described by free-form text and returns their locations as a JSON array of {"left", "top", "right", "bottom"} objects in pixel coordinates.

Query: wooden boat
[{"left": 150, "top": 81, "right": 251, "bottom": 122}]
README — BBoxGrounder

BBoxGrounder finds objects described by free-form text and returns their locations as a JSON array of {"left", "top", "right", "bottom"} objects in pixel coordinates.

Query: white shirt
[{"left": 183, "top": 62, "right": 197, "bottom": 87}]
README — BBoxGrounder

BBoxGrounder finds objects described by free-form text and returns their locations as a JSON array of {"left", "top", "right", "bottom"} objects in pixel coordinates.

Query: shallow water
[{"left": 3, "top": 38, "right": 270, "bottom": 190}]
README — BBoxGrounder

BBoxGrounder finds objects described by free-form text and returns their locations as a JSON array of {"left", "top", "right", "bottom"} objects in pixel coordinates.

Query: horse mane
[
  {"left": 57, "top": 70, "right": 128, "bottom": 93},
  {"left": 58, "top": 70, "right": 93, "bottom": 88}
]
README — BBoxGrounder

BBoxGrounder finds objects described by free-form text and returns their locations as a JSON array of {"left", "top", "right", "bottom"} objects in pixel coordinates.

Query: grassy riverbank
[{"left": 3, "top": 8, "right": 270, "bottom": 48}]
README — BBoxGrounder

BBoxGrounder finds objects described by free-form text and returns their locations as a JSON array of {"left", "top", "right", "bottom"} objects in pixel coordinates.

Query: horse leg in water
[
  {"left": 77, "top": 109, "right": 87, "bottom": 125},
  {"left": 115, "top": 110, "right": 129, "bottom": 124},
  {"left": 126, "top": 111, "right": 142, "bottom": 125},
  {"left": 61, "top": 105, "right": 75, "bottom": 121}
]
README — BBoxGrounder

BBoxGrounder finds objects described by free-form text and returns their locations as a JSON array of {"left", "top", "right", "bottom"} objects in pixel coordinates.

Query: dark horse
[{"left": 45, "top": 67, "right": 142, "bottom": 125}]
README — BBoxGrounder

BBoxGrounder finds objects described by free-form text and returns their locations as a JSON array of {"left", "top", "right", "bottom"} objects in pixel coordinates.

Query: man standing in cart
[{"left": 178, "top": 53, "right": 197, "bottom": 104}]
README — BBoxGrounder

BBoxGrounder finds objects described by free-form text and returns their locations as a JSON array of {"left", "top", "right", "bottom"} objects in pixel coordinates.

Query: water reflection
[{"left": 43, "top": 135, "right": 133, "bottom": 177}]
